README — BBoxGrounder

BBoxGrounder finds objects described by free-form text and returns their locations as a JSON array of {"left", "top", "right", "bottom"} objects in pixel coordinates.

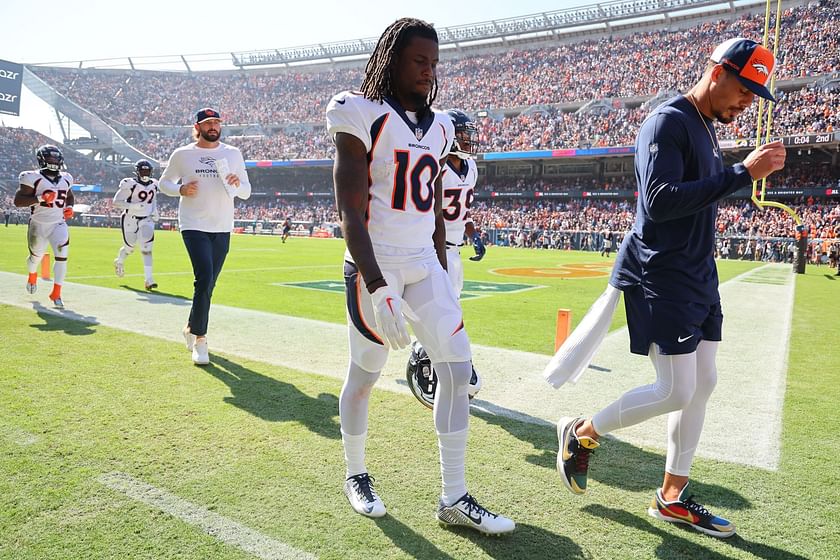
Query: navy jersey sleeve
[{"left": 637, "top": 111, "right": 752, "bottom": 223}]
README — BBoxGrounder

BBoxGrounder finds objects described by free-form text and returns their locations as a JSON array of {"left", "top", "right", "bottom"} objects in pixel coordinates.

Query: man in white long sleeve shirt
[
  {"left": 113, "top": 159, "right": 160, "bottom": 290},
  {"left": 158, "top": 107, "right": 251, "bottom": 365}
]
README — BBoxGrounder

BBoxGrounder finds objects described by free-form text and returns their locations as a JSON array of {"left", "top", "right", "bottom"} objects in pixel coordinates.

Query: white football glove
[
  {"left": 369, "top": 284, "right": 418, "bottom": 350},
  {"left": 151, "top": 210, "right": 160, "bottom": 223}
]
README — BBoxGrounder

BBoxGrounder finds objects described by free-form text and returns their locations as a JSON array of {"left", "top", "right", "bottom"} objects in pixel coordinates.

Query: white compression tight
[
  {"left": 591, "top": 341, "right": 719, "bottom": 476},
  {"left": 338, "top": 358, "right": 472, "bottom": 504},
  {"left": 339, "top": 361, "right": 380, "bottom": 478},
  {"left": 433, "top": 360, "right": 472, "bottom": 505}
]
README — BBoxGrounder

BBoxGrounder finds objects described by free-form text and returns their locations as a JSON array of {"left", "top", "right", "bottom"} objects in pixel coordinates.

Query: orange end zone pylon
[{"left": 555, "top": 309, "right": 571, "bottom": 352}]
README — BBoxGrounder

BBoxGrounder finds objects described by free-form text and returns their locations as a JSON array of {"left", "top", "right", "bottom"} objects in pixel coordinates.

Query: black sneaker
[
  {"left": 437, "top": 493, "right": 514, "bottom": 535},
  {"left": 556, "top": 416, "right": 599, "bottom": 494},
  {"left": 648, "top": 484, "right": 735, "bottom": 538},
  {"left": 343, "top": 473, "right": 386, "bottom": 518}
]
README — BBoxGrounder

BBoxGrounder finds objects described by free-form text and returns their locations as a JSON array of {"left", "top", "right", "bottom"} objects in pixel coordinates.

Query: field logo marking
[
  {"left": 493, "top": 263, "right": 613, "bottom": 279},
  {"left": 276, "top": 279, "right": 542, "bottom": 300}
]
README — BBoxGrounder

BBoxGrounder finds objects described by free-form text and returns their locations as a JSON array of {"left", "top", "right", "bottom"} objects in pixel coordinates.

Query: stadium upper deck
[{"left": 29, "top": 0, "right": 837, "bottom": 129}]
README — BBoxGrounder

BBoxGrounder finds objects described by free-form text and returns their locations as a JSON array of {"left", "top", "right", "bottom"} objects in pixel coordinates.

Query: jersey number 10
[{"left": 390, "top": 151, "right": 439, "bottom": 213}]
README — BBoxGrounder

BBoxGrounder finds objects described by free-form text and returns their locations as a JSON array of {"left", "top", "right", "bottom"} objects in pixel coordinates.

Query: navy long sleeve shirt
[{"left": 610, "top": 95, "right": 754, "bottom": 303}]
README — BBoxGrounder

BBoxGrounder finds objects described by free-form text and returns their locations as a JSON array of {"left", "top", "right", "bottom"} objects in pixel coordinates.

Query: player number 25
[{"left": 40, "top": 190, "right": 67, "bottom": 209}]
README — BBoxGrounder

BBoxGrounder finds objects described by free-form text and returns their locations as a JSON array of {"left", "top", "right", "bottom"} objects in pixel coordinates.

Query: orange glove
[
  {"left": 39, "top": 190, "right": 57, "bottom": 204},
  {"left": 63, "top": 207, "right": 74, "bottom": 220}
]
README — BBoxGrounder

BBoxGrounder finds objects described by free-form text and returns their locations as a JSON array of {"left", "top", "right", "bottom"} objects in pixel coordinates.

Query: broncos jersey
[
  {"left": 326, "top": 91, "right": 454, "bottom": 249},
  {"left": 19, "top": 170, "right": 74, "bottom": 225},
  {"left": 440, "top": 157, "right": 477, "bottom": 246},
  {"left": 113, "top": 177, "right": 158, "bottom": 217}
]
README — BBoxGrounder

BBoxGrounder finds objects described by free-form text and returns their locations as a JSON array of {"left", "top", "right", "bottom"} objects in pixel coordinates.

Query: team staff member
[
  {"left": 159, "top": 108, "right": 251, "bottom": 365},
  {"left": 556, "top": 38, "right": 786, "bottom": 538}
]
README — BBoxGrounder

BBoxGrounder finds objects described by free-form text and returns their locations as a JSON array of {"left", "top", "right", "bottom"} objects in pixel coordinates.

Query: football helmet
[
  {"left": 135, "top": 159, "right": 154, "bottom": 183},
  {"left": 36, "top": 145, "right": 64, "bottom": 174},
  {"left": 406, "top": 341, "right": 481, "bottom": 409},
  {"left": 446, "top": 109, "right": 478, "bottom": 159}
]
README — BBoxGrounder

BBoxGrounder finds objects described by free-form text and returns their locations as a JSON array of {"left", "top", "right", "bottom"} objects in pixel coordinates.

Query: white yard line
[
  {"left": 0, "top": 263, "right": 794, "bottom": 469},
  {"left": 98, "top": 472, "right": 316, "bottom": 560},
  {"left": 0, "top": 426, "right": 39, "bottom": 446}
]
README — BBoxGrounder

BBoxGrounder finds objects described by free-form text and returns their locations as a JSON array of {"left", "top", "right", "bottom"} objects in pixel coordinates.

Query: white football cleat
[
  {"left": 192, "top": 338, "right": 209, "bottom": 365},
  {"left": 26, "top": 281, "right": 37, "bottom": 294},
  {"left": 114, "top": 259, "right": 124, "bottom": 278},
  {"left": 437, "top": 493, "right": 515, "bottom": 535},
  {"left": 344, "top": 473, "right": 386, "bottom": 518},
  {"left": 50, "top": 297, "right": 64, "bottom": 310}
]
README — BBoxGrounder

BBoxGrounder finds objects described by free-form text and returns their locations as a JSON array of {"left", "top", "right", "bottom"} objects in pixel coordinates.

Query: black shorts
[{"left": 623, "top": 285, "right": 722, "bottom": 356}]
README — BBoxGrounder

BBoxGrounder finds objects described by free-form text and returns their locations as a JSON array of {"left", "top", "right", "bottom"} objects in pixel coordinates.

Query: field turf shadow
[{"left": 200, "top": 354, "right": 340, "bottom": 440}]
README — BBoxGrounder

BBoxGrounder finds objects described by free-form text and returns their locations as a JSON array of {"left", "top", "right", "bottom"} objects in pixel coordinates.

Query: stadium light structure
[{"left": 231, "top": 0, "right": 748, "bottom": 67}]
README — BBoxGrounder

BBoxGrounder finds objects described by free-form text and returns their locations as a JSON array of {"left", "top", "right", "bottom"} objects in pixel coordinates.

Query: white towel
[{"left": 543, "top": 284, "right": 621, "bottom": 388}]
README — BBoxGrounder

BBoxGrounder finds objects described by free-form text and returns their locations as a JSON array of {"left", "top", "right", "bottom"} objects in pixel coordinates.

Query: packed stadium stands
[
  {"left": 2, "top": 0, "right": 838, "bottom": 269},
  {"left": 22, "top": 1, "right": 838, "bottom": 161},
  {"left": 0, "top": 128, "right": 124, "bottom": 187}
]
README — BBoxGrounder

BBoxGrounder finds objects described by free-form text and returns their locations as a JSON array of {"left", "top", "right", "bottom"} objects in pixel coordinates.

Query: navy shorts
[{"left": 623, "top": 285, "right": 722, "bottom": 356}]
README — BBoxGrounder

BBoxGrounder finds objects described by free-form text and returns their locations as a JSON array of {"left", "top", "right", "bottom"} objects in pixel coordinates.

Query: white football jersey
[
  {"left": 113, "top": 177, "right": 158, "bottom": 217},
  {"left": 440, "top": 157, "right": 477, "bottom": 246},
  {"left": 19, "top": 170, "right": 74, "bottom": 225},
  {"left": 326, "top": 91, "right": 454, "bottom": 249}
]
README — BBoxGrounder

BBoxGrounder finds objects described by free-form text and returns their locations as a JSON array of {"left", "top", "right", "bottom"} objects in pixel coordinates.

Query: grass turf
[{"left": 0, "top": 225, "right": 837, "bottom": 559}]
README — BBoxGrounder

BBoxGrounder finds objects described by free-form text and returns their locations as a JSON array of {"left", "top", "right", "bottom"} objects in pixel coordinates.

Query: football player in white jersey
[
  {"left": 406, "top": 109, "right": 485, "bottom": 408},
  {"left": 13, "top": 145, "right": 75, "bottom": 309},
  {"left": 326, "top": 18, "right": 513, "bottom": 535},
  {"left": 113, "top": 159, "right": 160, "bottom": 290}
]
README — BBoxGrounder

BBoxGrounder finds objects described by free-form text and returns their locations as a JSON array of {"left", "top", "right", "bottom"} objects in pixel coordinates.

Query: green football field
[{"left": 0, "top": 226, "right": 837, "bottom": 559}]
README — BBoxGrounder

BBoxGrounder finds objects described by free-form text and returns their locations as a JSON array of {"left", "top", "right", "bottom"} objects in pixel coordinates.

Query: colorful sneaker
[
  {"left": 114, "top": 259, "right": 124, "bottom": 278},
  {"left": 437, "top": 493, "right": 515, "bottom": 535},
  {"left": 647, "top": 484, "right": 736, "bottom": 538},
  {"left": 557, "top": 416, "right": 599, "bottom": 494},
  {"left": 343, "top": 473, "right": 386, "bottom": 518}
]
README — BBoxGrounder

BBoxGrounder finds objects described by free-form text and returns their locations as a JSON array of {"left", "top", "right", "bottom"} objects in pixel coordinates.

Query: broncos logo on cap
[{"left": 751, "top": 62, "right": 770, "bottom": 76}]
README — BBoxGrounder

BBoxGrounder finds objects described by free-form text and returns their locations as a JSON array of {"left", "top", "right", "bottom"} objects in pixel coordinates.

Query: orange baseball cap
[{"left": 710, "top": 38, "right": 777, "bottom": 102}]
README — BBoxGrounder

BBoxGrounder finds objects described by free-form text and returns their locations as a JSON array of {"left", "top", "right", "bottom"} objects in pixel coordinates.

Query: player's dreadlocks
[{"left": 360, "top": 18, "right": 439, "bottom": 116}]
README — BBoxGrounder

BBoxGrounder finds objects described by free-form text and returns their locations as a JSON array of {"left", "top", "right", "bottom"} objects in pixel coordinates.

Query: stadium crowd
[
  {"left": 4, "top": 189, "right": 838, "bottom": 267},
  {"left": 120, "top": 80, "right": 837, "bottom": 162},
  {"left": 30, "top": 2, "right": 837, "bottom": 132},
  {"left": 116, "top": 85, "right": 834, "bottom": 161},
  {"left": 24, "top": 189, "right": 836, "bottom": 244},
  {"left": 0, "top": 128, "right": 123, "bottom": 186}
]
